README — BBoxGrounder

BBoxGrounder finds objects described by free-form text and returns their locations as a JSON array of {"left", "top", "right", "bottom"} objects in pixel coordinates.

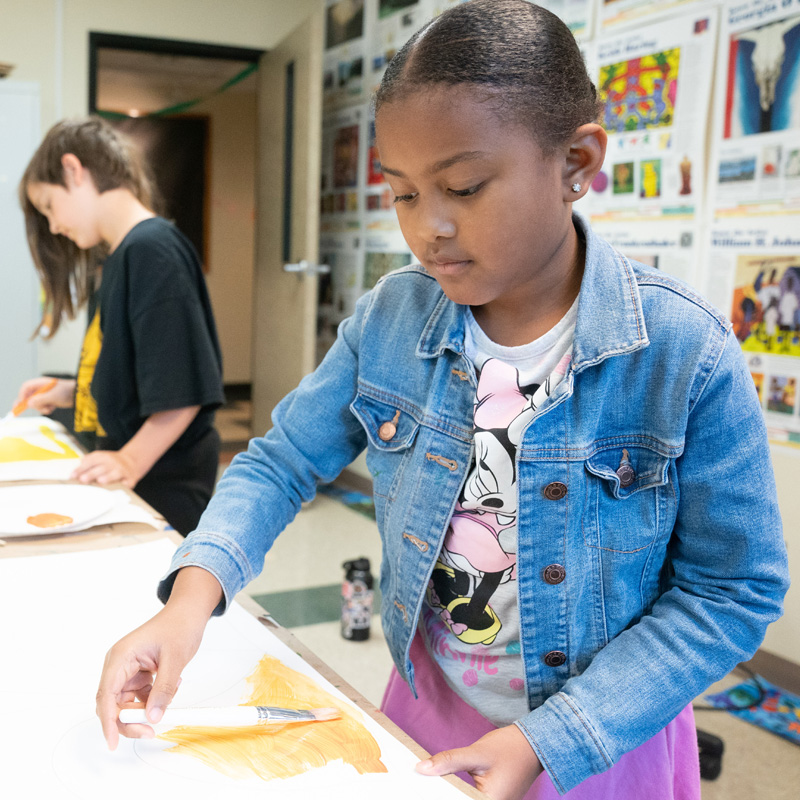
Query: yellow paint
[
  {"left": 158, "top": 655, "right": 387, "bottom": 781},
  {"left": 0, "top": 425, "right": 80, "bottom": 463}
]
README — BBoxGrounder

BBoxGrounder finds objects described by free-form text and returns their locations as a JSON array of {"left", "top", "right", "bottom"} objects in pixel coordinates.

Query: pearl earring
[{"left": 571, "top": 182, "right": 582, "bottom": 193}]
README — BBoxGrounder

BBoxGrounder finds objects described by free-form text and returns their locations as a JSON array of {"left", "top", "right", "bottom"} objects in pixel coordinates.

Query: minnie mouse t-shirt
[{"left": 420, "top": 298, "right": 577, "bottom": 726}]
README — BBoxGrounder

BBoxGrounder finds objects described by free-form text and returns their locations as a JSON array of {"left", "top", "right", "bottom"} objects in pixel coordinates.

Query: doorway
[{"left": 88, "top": 32, "right": 263, "bottom": 454}]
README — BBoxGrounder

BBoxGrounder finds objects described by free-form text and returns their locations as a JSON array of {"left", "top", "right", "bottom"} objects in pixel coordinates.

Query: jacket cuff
[
  {"left": 156, "top": 532, "right": 255, "bottom": 615},
  {"left": 515, "top": 692, "right": 613, "bottom": 795}
]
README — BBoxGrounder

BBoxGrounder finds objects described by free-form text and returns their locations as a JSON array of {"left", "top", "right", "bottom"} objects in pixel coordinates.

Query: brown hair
[
  {"left": 19, "top": 116, "right": 158, "bottom": 337},
  {"left": 374, "top": 0, "right": 602, "bottom": 154}
]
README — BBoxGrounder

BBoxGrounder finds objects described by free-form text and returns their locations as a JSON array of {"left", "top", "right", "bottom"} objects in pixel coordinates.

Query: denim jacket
[{"left": 161, "top": 215, "right": 788, "bottom": 794}]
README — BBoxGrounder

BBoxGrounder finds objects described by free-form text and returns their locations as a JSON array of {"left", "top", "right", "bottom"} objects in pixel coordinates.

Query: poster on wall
[
  {"left": 324, "top": 0, "right": 367, "bottom": 111},
  {"left": 579, "top": 8, "right": 717, "bottom": 287},
  {"left": 704, "top": 218, "right": 800, "bottom": 447},
  {"left": 321, "top": 105, "right": 366, "bottom": 234},
  {"left": 709, "top": 0, "right": 800, "bottom": 220}
]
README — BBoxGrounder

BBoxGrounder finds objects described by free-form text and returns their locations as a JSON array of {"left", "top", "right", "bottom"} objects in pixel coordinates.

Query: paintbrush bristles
[{"left": 309, "top": 707, "right": 340, "bottom": 721}]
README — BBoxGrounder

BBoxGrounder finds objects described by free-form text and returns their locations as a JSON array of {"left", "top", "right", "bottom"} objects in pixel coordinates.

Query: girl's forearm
[
  {"left": 167, "top": 565, "right": 224, "bottom": 620},
  {"left": 121, "top": 405, "right": 201, "bottom": 481}
]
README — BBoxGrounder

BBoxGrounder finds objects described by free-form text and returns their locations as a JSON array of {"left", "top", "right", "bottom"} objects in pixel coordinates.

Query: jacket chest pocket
[
  {"left": 350, "top": 394, "right": 420, "bottom": 507},
  {"left": 582, "top": 444, "right": 673, "bottom": 554}
]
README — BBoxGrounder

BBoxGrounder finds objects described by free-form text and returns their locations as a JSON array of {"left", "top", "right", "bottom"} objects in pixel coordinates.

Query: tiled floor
[{"left": 215, "top": 401, "right": 800, "bottom": 799}]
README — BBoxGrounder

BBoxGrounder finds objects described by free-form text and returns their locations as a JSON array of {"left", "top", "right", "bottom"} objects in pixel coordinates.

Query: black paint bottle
[{"left": 341, "top": 558, "right": 374, "bottom": 641}]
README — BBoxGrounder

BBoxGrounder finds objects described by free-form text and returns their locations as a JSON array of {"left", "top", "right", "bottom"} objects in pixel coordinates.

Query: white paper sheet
[{"left": 0, "top": 539, "right": 469, "bottom": 798}]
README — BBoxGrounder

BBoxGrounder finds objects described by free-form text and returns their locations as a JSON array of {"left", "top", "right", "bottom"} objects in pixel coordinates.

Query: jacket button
[
  {"left": 543, "top": 564, "right": 566, "bottom": 584},
  {"left": 616, "top": 463, "right": 636, "bottom": 487},
  {"left": 543, "top": 650, "right": 566, "bottom": 667},
  {"left": 378, "top": 421, "right": 397, "bottom": 441},
  {"left": 543, "top": 482, "right": 567, "bottom": 500}
]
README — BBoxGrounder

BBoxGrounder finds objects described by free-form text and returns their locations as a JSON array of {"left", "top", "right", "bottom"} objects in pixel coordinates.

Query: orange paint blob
[
  {"left": 158, "top": 655, "right": 387, "bottom": 781},
  {"left": 26, "top": 512, "right": 73, "bottom": 528}
]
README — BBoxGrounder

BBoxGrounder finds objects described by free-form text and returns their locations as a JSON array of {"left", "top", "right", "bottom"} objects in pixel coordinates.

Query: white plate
[{"left": 0, "top": 484, "right": 116, "bottom": 536}]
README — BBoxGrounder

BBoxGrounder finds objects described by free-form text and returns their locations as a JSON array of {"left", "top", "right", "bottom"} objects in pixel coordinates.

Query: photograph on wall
[
  {"left": 326, "top": 0, "right": 365, "bottom": 48},
  {"left": 730, "top": 254, "right": 800, "bottom": 357},
  {"left": 724, "top": 12, "right": 800, "bottom": 140}
]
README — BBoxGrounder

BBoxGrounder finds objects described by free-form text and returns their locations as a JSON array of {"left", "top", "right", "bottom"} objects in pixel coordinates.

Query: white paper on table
[
  {"left": 81, "top": 489, "right": 164, "bottom": 530},
  {"left": 0, "top": 539, "right": 470, "bottom": 799},
  {"left": 0, "top": 487, "right": 163, "bottom": 537},
  {"left": 0, "top": 415, "right": 82, "bottom": 481}
]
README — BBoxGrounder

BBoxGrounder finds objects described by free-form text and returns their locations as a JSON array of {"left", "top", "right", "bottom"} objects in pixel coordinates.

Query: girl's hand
[
  {"left": 95, "top": 604, "right": 204, "bottom": 750},
  {"left": 96, "top": 567, "right": 223, "bottom": 750},
  {"left": 416, "top": 725, "right": 543, "bottom": 800},
  {"left": 13, "top": 377, "right": 75, "bottom": 414},
  {"left": 71, "top": 450, "right": 143, "bottom": 487}
]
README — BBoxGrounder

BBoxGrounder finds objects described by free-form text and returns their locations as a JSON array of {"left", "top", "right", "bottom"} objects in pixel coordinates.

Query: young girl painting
[
  {"left": 95, "top": 3, "right": 788, "bottom": 797},
  {"left": 17, "top": 117, "right": 224, "bottom": 534}
]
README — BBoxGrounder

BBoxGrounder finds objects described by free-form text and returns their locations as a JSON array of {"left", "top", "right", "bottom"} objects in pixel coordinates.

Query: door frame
[{"left": 88, "top": 32, "right": 263, "bottom": 114}]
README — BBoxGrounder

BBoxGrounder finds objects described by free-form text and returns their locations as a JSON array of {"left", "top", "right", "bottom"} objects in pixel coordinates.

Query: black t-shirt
[{"left": 77, "top": 217, "right": 224, "bottom": 456}]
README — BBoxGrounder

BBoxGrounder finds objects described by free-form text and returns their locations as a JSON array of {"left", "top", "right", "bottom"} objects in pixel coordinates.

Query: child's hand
[
  {"left": 71, "top": 450, "right": 142, "bottom": 487},
  {"left": 13, "top": 377, "right": 75, "bottom": 414},
  {"left": 96, "top": 566, "right": 223, "bottom": 750},
  {"left": 96, "top": 603, "right": 203, "bottom": 749},
  {"left": 416, "top": 725, "right": 543, "bottom": 800}
]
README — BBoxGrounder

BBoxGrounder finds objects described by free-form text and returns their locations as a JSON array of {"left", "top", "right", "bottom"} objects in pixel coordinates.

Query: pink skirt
[{"left": 381, "top": 633, "right": 701, "bottom": 799}]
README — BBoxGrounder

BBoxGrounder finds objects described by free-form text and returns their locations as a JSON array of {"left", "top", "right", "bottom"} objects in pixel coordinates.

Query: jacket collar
[{"left": 416, "top": 213, "right": 649, "bottom": 370}]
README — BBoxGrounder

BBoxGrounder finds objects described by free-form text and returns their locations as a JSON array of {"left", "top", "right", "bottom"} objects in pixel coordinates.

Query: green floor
[{"left": 251, "top": 583, "right": 383, "bottom": 628}]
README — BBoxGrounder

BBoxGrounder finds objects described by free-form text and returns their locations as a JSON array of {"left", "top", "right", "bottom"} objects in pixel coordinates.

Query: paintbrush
[
  {"left": 0, "top": 378, "right": 58, "bottom": 425},
  {"left": 119, "top": 705, "right": 341, "bottom": 727}
]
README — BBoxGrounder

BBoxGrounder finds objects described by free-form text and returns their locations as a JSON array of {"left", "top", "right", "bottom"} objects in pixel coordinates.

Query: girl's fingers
[{"left": 417, "top": 746, "right": 487, "bottom": 777}]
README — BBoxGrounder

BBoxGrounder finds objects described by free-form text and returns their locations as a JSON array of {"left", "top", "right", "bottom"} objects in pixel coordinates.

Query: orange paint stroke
[
  {"left": 0, "top": 425, "right": 80, "bottom": 463},
  {"left": 26, "top": 512, "right": 73, "bottom": 528},
  {"left": 158, "top": 655, "right": 387, "bottom": 780}
]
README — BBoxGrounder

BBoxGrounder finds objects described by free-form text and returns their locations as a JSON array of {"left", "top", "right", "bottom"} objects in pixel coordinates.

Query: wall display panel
[
  {"left": 705, "top": 217, "right": 800, "bottom": 447},
  {"left": 580, "top": 8, "right": 718, "bottom": 287},
  {"left": 705, "top": 0, "right": 800, "bottom": 448},
  {"left": 709, "top": 0, "right": 800, "bottom": 219},
  {"left": 323, "top": 0, "right": 368, "bottom": 112},
  {"left": 320, "top": 105, "right": 366, "bottom": 233}
]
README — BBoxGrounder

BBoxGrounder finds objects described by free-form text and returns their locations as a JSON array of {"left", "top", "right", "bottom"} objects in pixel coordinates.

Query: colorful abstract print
[{"left": 599, "top": 48, "right": 681, "bottom": 133}]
